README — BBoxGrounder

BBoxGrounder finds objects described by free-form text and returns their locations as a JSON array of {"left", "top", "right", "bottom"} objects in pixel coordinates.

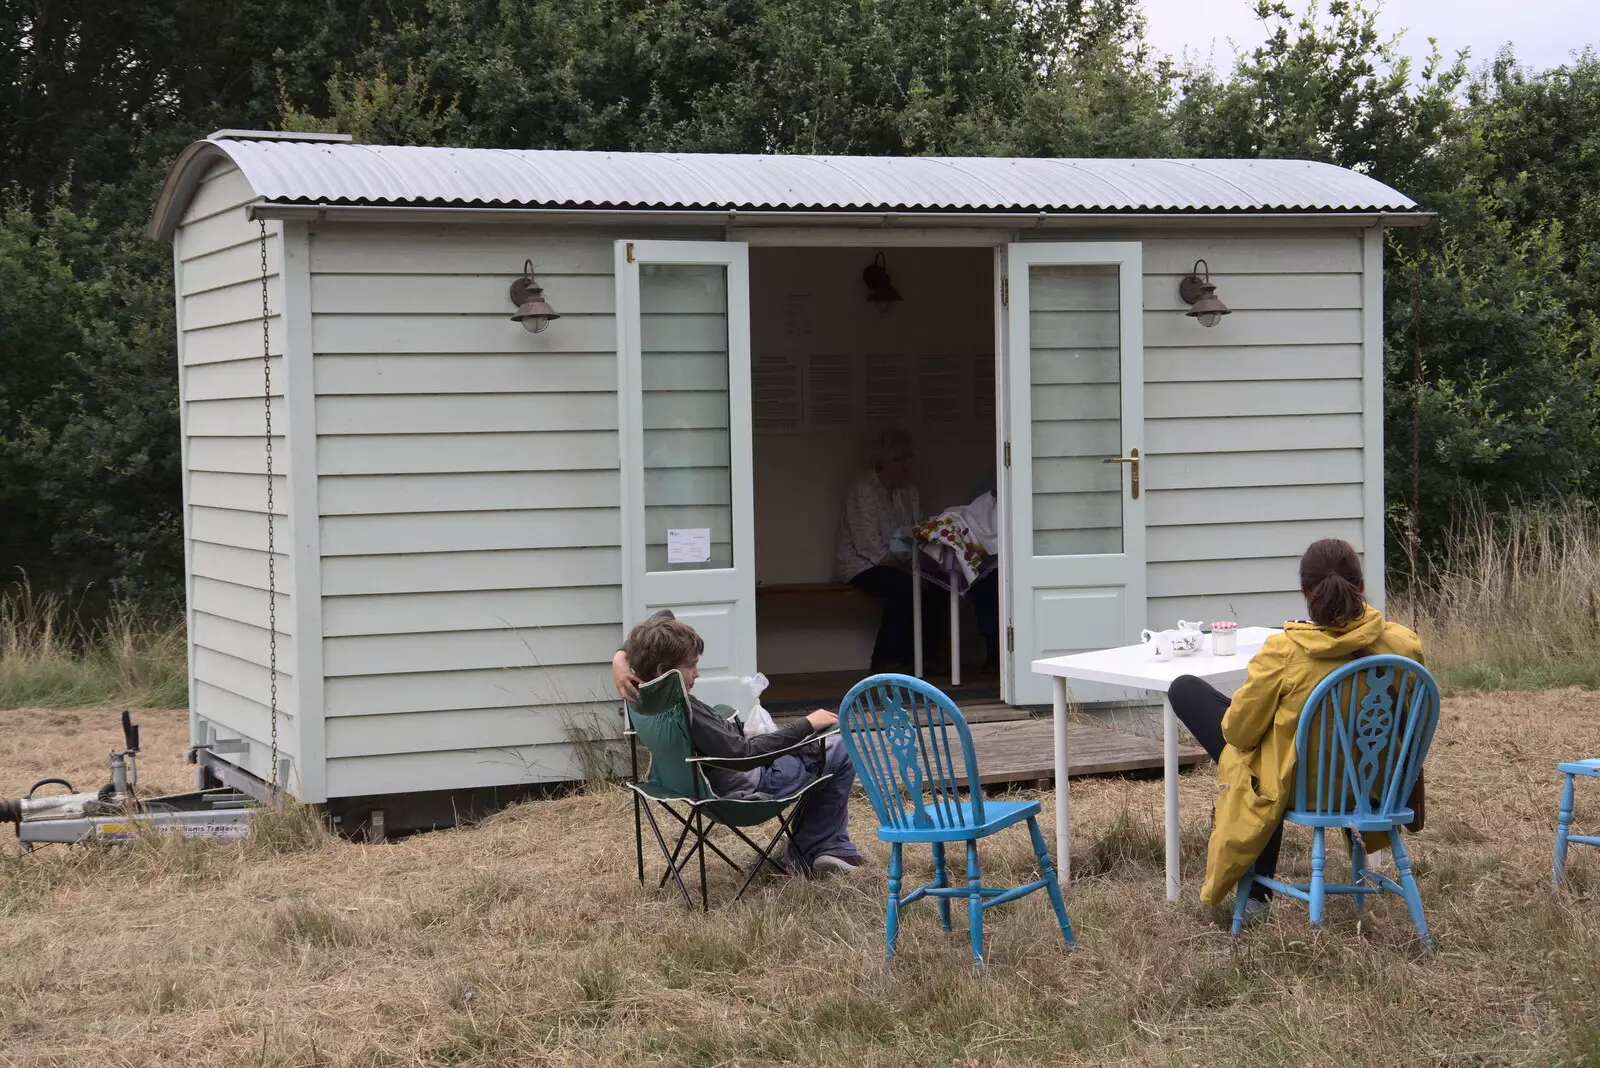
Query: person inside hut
[
  {"left": 611, "top": 612, "right": 865, "bottom": 875},
  {"left": 834, "top": 429, "right": 944, "bottom": 673},
  {"left": 1167, "top": 538, "right": 1424, "bottom": 921}
]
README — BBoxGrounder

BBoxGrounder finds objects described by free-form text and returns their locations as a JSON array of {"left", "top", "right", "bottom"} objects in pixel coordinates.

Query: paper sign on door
[{"left": 667, "top": 528, "right": 712, "bottom": 564}]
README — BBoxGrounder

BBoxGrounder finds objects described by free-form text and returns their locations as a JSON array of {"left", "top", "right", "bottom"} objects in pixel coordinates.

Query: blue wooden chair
[
  {"left": 1554, "top": 759, "right": 1600, "bottom": 888},
  {"left": 838, "top": 673, "right": 1072, "bottom": 968},
  {"left": 1232, "top": 655, "right": 1441, "bottom": 950}
]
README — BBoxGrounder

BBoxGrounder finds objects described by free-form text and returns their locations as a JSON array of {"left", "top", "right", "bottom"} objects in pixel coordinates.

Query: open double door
[{"left": 615, "top": 239, "right": 1145, "bottom": 710}]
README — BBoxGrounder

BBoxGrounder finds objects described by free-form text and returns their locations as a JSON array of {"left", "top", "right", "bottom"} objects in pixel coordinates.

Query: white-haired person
[{"left": 834, "top": 429, "right": 944, "bottom": 673}]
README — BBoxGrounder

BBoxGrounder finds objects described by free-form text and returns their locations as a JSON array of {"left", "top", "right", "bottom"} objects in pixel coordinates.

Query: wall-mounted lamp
[
  {"left": 862, "top": 252, "right": 903, "bottom": 313},
  {"left": 509, "top": 260, "right": 561, "bottom": 333},
  {"left": 1179, "top": 259, "right": 1230, "bottom": 328}
]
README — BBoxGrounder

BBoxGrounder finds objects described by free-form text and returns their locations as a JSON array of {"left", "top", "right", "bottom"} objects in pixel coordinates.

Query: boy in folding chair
[{"left": 613, "top": 613, "right": 866, "bottom": 875}]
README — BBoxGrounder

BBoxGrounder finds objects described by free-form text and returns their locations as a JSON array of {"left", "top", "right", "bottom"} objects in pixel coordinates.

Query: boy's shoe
[
  {"left": 812, "top": 854, "right": 868, "bottom": 876},
  {"left": 1240, "top": 896, "right": 1271, "bottom": 925}
]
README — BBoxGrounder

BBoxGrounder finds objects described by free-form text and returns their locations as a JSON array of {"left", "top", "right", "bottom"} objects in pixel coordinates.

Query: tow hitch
[{"left": 1, "top": 712, "right": 257, "bottom": 847}]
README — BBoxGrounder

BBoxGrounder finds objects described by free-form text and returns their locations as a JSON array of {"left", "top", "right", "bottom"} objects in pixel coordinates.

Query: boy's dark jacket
[{"left": 687, "top": 694, "right": 821, "bottom": 797}]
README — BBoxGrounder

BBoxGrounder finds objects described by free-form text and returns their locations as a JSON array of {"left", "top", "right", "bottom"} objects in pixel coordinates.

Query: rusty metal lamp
[
  {"left": 509, "top": 260, "right": 561, "bottom": 333},
  {"left": 1180, "top": 259, "right": 1230, "bottom": 328}
]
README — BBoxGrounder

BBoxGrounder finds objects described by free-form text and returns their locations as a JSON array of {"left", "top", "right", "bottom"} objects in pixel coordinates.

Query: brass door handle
[{"left": 1101, "top": 448, "right": 1141, "bottom": 499}]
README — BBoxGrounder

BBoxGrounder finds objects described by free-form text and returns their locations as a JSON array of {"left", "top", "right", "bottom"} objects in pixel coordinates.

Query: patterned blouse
[{"left": 833, "top": 470, "right": 921, "bottom": 583}]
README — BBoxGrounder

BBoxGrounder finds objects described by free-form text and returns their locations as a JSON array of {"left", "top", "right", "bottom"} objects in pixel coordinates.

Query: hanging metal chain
[
  {"left": 1411, "top": 264, "right": 1423, "bottom": 569},
  {"left": 260, "top": 221, "right": 280, "bottom": 801}
]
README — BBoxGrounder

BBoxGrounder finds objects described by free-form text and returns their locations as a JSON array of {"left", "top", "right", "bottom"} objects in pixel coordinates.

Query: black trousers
[
  {"left": 967, "top": 569, "right": 1000, "bottom": 663},
  {"left": 1169, "top": 674, "right": 1281, "bottom": 900},
  {"left": 849, "top": 565, "right": 946, "bottom": 672}
]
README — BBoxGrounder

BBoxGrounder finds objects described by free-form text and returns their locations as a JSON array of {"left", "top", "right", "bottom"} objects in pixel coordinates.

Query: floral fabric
[{"left": 914, "top": 492, "right": 1000, "bottom": 591}]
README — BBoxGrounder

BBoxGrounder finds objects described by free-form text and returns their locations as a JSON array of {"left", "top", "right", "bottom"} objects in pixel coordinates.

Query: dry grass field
[{"left": 3, "top": 694, "right": 1599, "bottom": 1068}]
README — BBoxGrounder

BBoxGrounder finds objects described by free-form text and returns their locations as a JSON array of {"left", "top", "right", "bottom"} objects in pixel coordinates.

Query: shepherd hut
[{"left": 150, "top": 131, "right": 1424, "bottom": 830}]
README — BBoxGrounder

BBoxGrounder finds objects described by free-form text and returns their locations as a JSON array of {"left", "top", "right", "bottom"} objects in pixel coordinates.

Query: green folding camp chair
[{"left": 626, "top": 669, "right": 836, "bottom": 910}]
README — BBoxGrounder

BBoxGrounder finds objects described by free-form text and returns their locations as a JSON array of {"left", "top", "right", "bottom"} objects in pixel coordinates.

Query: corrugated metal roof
[{"left": 151, "top": 136, "right": 1420, "bottom": 238}]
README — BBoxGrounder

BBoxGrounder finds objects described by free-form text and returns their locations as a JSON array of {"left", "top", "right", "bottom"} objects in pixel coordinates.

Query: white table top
[{"left": 1031, "top": 627, "right": 1280, "bottom": 693}]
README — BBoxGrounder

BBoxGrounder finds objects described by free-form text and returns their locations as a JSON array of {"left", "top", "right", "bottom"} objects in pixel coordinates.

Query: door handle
[{"left": 1101, "top": 448, "right": 1140, "bottom": 499}]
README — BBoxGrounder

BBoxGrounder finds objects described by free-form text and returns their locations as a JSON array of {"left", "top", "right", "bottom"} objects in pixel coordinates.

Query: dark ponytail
[{"left": 1299, "top": 538, "right": 1365, "bottom": 627}]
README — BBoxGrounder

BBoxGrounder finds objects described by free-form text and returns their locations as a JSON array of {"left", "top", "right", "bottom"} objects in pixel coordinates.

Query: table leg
[
  {"left": 949, "top": 574, "right": 961, "bottom": 687},
  {"left": 1162, "top": 693, "right": 1181, "bottom": 901},
  {"left": 1052, "top": 676, "right": 1070, "bottom": 883},
  {"left": 912, "top": 552, "right": 923, "bottom": 679}
]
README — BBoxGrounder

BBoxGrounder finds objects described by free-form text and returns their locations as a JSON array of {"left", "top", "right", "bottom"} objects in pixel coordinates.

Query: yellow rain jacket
[{"left": 1199, "top": 605, "right": 1423, "bottom": 906}]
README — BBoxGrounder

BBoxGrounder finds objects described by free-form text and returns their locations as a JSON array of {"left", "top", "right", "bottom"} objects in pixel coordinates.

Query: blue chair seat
[
  {"left": 1287, "top": 808, "right": 1415, "bottom": 833},
  {"left": 876, "top": 798, "right": 1039, "bottom": 843},
  {"left": 1559, "top": 759, "right": 1600, "bottom": 778},
  {"left": 840, "top": 674, "right": 1073, "bottom": 968}
]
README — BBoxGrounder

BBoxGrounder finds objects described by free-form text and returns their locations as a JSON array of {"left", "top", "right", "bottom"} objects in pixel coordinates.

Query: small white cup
[{"left": 1176, "top": 619, "right": 1205, "bottom": 634}]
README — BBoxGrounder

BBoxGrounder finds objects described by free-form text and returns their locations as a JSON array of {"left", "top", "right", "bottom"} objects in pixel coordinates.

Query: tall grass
[
  {"left": 0, "top": 581, "right": 187, "bottom": 709},
  {"left": 1391, "top": 500, "right": 1600, "bottom": 690}
]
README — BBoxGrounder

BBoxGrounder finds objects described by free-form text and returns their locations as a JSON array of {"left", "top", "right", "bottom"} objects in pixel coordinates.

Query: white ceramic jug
[{"left": 1139, "top": 628, "right": 1173, "bottom": 661}]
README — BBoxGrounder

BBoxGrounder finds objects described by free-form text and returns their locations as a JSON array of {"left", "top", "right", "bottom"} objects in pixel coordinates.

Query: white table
[{"left": 1032, "top": 626, "right": 1278, "bottom": 901}]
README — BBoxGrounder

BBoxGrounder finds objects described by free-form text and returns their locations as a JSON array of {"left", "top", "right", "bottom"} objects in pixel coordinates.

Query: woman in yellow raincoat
[{"left": 1169, "top": 539, "right": 1423, "bottom": 917}]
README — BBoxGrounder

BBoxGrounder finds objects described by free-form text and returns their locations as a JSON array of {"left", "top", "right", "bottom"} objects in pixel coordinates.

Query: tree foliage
[{"left": 1, "top": 0, "right": 1598, "bottom": 598}]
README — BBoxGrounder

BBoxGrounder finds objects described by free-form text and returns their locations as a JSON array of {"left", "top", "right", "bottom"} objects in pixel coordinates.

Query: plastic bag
[{"left": 739, "top": 672, "right": 778, "bottom": 735}]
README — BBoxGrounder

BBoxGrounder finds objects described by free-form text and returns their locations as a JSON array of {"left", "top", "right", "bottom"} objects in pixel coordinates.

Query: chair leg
[
  {"left": 931, "top": 842, "right": 953, "bottom": 932},
  {"left": 784, "top": 794, "right": 812, "bottom": 877},
  {"left": 732, "top": 805, "right": 807, "bottom": 903},
  {"left": 656, "top": 804, "right": 746, "bottom": 875},
  {"left": 1230, "top": 867, "right": 1255, "bottom": 937},
  {"left": 966, "top": 840, "right": 984, "bottom": 969},
  {"left": 1027, "top": 816, "right": 1073, "bottom": 945},
  {"left": 696, "top": 810, "right": 709, "bottom": 913},
  {"left": 633, "top": 792, "right": 645, "bottom": 885},
  {"left": 1389, "top": 832, "right": 1432, "bottom": 952},
  {"left": 638, "top": 800, "right": 695, "bottom": 910},
  {"left": 886, "top": 843, "right": 903, "bottom": 962},
  {"left": 1309, "top": 828, "right": 1328, "bottom": 926},
  {"left": 1351, "top": 831, "right": 1368, "bottom": 918},
  {"left": 658, "top": 813, "right": 696, "bottom": 890},
  {"left": 1556, "top": 774, "right": 1577, "bottom": 889}
]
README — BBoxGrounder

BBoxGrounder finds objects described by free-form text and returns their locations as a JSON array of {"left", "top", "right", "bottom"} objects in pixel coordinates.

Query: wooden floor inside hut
[{"left": 763, "top": 670, "right": 1209, "bottom": 786}]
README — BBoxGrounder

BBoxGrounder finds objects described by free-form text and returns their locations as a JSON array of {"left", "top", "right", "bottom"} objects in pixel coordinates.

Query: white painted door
[
  {"left": 1005, "top": 242, "right": 1147, "bottom": 706},
  {"left": 616, "top": 240, "right": 757, "bottom": 711}
]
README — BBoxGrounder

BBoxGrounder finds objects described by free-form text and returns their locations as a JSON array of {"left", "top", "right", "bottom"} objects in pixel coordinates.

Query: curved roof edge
[
  {"left": 151, "top": 140, "right": 234, "bottom": 240},
  {"left": 150, "top": 136, "right": 1424, "bottom": 241}
]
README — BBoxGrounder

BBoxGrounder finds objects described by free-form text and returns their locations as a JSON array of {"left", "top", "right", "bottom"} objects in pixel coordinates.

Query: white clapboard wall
[
  {"left": 175, "top": 160, "right": 297, "bottom": 789},
  {"left": 307, "top": 225, "right": 647, "bottom": 799}
]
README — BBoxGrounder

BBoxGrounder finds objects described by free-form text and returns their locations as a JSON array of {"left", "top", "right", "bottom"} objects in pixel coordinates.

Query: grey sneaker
[
  {"left": 1241, "top": 897, "right": 1271, "bottom": 925},
  {"left": 812, "top": 854, "right": 867, "bottom": 877}
]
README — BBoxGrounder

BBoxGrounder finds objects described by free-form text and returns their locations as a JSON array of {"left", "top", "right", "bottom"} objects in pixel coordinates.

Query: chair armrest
[{"left": 685, "top": 728, "right": 839, "bottom": 771}]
